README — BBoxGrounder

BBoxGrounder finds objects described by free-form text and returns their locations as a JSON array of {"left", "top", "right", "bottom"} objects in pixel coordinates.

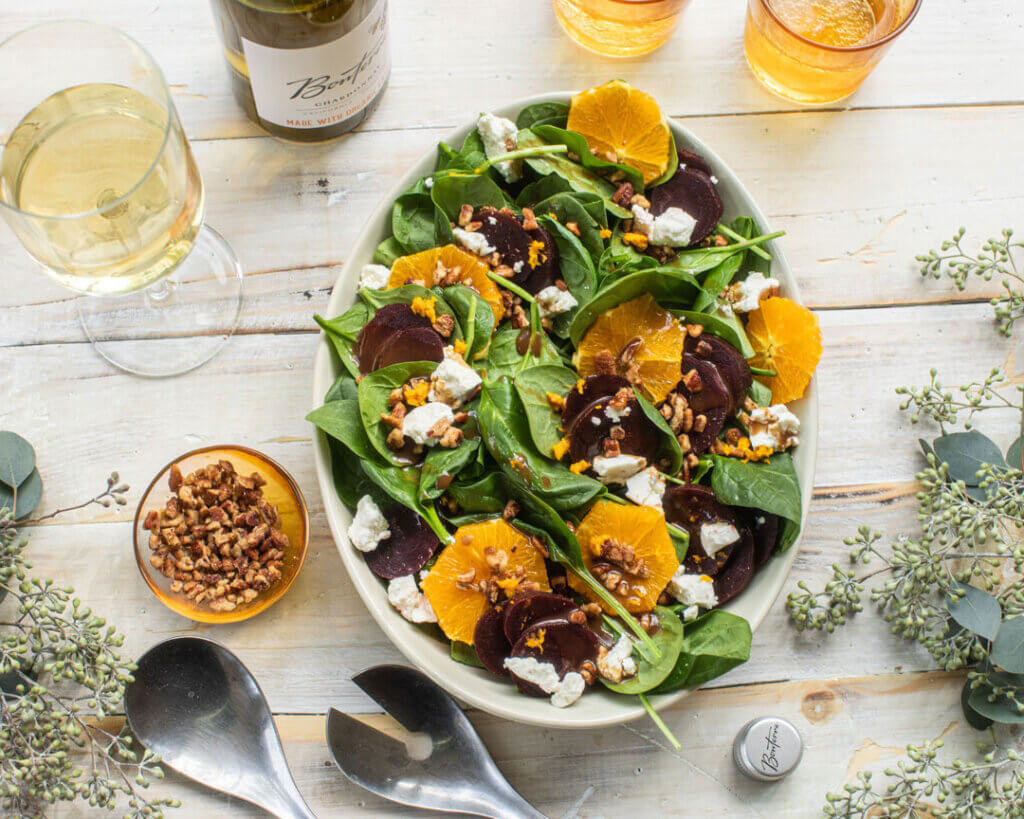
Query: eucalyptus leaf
[
  {"left": 967, "top": 677, "right": 1024, "bottom": 724},
  {"left": 0, "top": 431, "right": 36, "bottom": 490},
  {"left": 532, "top": 124, "right": 645, "bottom": 191},
  {"left": 947, "top": 582, "right": 1002, "bottom": 642},
  {"left": 358, "top": 361, "right": 439, "bottom": 465},
  {"left": 514, "top": 365, "right": 577, "bottom": 457},
  {"left": 708, "top": 453, "right": 802, "bottom": 552},
  {"left": 602, "top": 607, "right": 684, "bottom": 694},
  {"left": 651, "top": 609, "right": 752, "bottom": 693},
  {"left": 1007, "top": 436, "right": 1024, "bottom": 471},
  {"left": 515, "top": 101, "right": 570, "bottom": 130},
  {"left": 992, "top": 616, "right": 1024, "bottom": 673},
  {"left": 933, "top": 431, "right": 1006, "bottom": 486},
  {"left": 0, "top": 469, "right": 42, "bottom": 520},
  {"left": 961, "top": 677, "right": 994, "bottom": 730},
  {"left": 673, "top": 310, "right": 755, "bottom": 359}
]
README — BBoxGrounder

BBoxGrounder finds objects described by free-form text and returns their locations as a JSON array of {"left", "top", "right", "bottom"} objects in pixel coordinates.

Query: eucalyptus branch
[{"left": 25, "top": 472, "right": 129, "bottom": 524}]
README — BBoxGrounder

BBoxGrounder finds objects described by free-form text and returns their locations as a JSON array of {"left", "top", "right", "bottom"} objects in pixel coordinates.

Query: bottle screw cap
[{"left": 732, "top": 716, "right": 803, "bottom": 782}]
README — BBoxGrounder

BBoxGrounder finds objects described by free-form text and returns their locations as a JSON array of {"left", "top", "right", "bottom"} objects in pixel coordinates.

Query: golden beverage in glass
[
  {"left": 553, "top": 0, "right": 689, "bottom": 57},
  {"left": 744, "top": 0, "right": 922, "bottom": 105},
  {"left": 0, "top": 22, "right": 243, "bottom": 377}
]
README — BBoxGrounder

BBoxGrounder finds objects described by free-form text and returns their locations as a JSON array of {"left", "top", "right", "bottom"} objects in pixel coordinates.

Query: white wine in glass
[{"left": 0, "top": 22, "right": 242, "bottom": 377}]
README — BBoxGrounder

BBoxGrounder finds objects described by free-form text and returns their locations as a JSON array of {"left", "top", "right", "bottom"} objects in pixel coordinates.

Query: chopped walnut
[
  {"left": 686, "top": 324, "right": 704, "bottom": 338},
  {"left": 380, "top": 402, "right": 406, "bottom": 429},
  {"left": 432, "top": 314, "right": 455, "bottom": 338},
  {"left": 598, "top": 537, "right": 649, "bottom": 579},
  {"left": 693, "top": 414, "right": 707, "bottom": 433},
  {"left": 438, "top": 426, "right": 463, "bottom": 448},
  {"left": 594, "top": 349, "right": 616, "bottom": 375},
  {"left": 608, "top": 387, "right": 632, "bottom": 411},
  {"left": 611, "top": 182, "right": 635, "bottom": 208},
  {"left": 458, "top": 204, "right": 474, "bottom": 227},
  {"left": 682, "top": 368, "right": 702, "bottom": 392},
  {"left": 661, "top": 392, "right": 690, "bottom": 433},
  {"left": 501, "top": 500, "right": 520, "bottom": 521},
  {"left": 602, "top": 438, "right": 621, "bottom": 457},
  {"left": 510, "top": 304, "right": 529, "bottom": 329},
  {"left": 521, "top": 207, "right": 538, "bottom": 231},
  {"left": 629, "top": 193, "right": 651, "bottom": 210},
  {"left": 386, "top": 428, "right": 406, "bottom": 450}
]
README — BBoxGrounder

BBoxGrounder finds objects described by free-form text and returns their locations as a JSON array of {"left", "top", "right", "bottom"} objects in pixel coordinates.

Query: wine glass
[{"left": 0, "top": 21, "right": 243, "bottom": 378}]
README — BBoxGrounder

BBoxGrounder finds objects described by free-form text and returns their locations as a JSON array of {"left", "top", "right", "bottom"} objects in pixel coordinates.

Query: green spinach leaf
[
  {"left": 361, "top": 459, "right": 449, "bottom": 542},
  {"left": 513, "top": 365, "right": 577, "bottom": 457},
  {"left": 440, "top": 284, "right": 495, "bottom": 360},
  {"left": 693, "top": 217, "right": 755, "bottom": 313},
  {"left": 532, "top": 124, "right": 645, "bottom": 191},
  {"left": 358, "top": 361, "right": 439, "bottom": 465},
  {"left": 534, "top": 194, "right": 606, "bottom": 263},
  {"left": 602, "top": 607, "right": 684, "bottom": 694},
  {"left": 673, "top": 309, "right": 755, "bottom": 359},
  {"left": 708, "top": 453, "right": 802, "bottom": 552},
  {"left": 315, "top": 303, "right": 370, "bottom": 379},
  {"left": 451, "top": 641, "right": 484, "bottom": 668},
  {"left": 420, "top": 426, "right": 481, "bottom": 502},
  {"left": 538, "top": 215, "right": 597, "bottom": 336},
  {"left": 515, "top": 174, "right": 573, "bottom": 208},
  {"left": 661, "top": 231, "right": 782, "bottom": 276},
  {"left": 516, "top": 101, "right": 570, "bottom": 130},
  {"left": 651, "top": 609, "right": 752, "bottom": 692},
  {"left": 430, "top": 172, "right": 509, "bottom": 222},
  {"left": 635, "top": 392, "right": 684, "bottom": 474},
  {"left": 373, "top": 236, "right": 405, "bottom": 267},
  {"left": 483, "top": 324, "right": 562, "bottom": 381},
  {"left": 392, "top": 192, "right": 446, "bottom": 254},
  {"left": 748, "top": 379, "right": 772, "bottom": 406}
]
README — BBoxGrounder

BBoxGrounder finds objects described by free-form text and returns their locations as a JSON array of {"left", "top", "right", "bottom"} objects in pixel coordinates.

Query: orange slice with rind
[
  {"left": 744, "top": 296, "right": 822, "bottom": 404},
  {"left": 388, "top": 244, "right": 505, "bottom": 322}
]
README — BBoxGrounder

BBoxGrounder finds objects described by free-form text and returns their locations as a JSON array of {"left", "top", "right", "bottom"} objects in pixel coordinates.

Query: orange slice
[
  {"left": 567, "top": 501, "right": 678, "bottom": 614},
  {"left": 576, "top": 293, "right": 684, "bottom": 404},
  {"left": 388, "top": 244, "right": 505, "bottom": 323},
  {"left": 744, "top": 296, "right": 822, "bottom": 404},
  {"left": 567, "top": 80, "right": 673, "bottom": 185},
  {"left": 421, "top": 519, "right": 550, "bottom": 644}
]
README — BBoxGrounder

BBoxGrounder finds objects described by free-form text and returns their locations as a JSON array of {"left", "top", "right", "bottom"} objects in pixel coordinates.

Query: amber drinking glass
[
  {"left": 744, "top": 0, "right": 922, "bottom": 105},
  {"left": 553, "top": 0, "right": 689, "bottom": 57}
]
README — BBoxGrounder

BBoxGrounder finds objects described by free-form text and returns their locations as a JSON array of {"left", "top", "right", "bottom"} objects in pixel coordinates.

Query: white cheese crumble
[
  {"left": 700, "top": 521, "right": 741, "bottom": 557},
  {"left": 428, "top": 346, "right": 481, "bottom": 408},
  {"left": 604, "top": 404, "right": 631, "bottom": 422},
  {"left": 668, "top": 569, "right": 719, "bottom": 609},
  {"left": 402, "top": 402, "right": 454, "bottom": 446},
  {"left": 625, "top": 466, "right": 666, "bottom": 508},
  {"left": 424, "top": 176, "right": 434, "bottom": 189},
  {"left": 477, "top": 113, "right": 521, "bottom": 183},
  {"left": 710, "top": 174, "right": 719, "bottom": 185},
  {"left": 503, "top": 657, "right": 586, "bottom": 708},
  {"left": 535, "top": 285, "right": 578, "bottom": 318},
  {"left": 512, "top": 260, "right": 524, "bottom": 274},
  {"left": 387, "top": 575, "right": 437, "bottom": 623},
  {"left": 749, "top": 404, "right": 801, "bottom": 451},
  {"left": 590, "top": 415, "right": 602, "bottom": 426},
  {"left": 453, "top": 227, "right": 496, "bottom": 258},
  {"left": 682, "top": 604, "right": 700, "bottom": 622},
  {"left": 348, "top": 495, "right": 391, "bottom": 552},
  {"left": 358, "top": 263, "right": 391, "bottom": 290},
  {"left": 733, "top": 272, "right": 780, "bottom": 313},
  {"left": 631, "top": 204, "right": 697, "bottom": 247},
  {"left": 597, "top": 636, "right": 638, "bottom": 683},
  {"left": 591, "top": 454, "right": 647, "bottom": 484}
]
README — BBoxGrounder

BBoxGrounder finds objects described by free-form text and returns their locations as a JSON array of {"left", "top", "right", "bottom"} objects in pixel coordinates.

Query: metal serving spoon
[
  {"left": 327, "top": 665, "right": 547, "bottom": 819},
  {"left": 125, "top": 637, "right": 315, "bottom": 819}
]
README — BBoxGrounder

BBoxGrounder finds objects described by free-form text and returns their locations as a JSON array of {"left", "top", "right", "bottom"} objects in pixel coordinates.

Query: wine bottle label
[{"left": 240, "top": 0, "right": 389, "bottom": 131}]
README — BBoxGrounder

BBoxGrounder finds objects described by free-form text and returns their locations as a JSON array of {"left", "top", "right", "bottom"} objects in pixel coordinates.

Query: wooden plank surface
[{"left": 4, "top": 0, "right": 1024, "bottom": 815}]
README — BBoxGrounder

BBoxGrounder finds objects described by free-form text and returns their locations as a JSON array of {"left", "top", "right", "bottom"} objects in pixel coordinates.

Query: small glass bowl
[{"left": 133, "top": 445, "right": 309, "bottom": 623}]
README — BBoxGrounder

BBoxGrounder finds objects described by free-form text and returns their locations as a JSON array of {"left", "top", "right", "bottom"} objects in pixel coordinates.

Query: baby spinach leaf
[
  {"left": 748, "top": 380, "right": 772, "bottom": 407},
  {"left": 440, "top": 284, "right": 495, "bottom": 360},
  {"left": 483, "top": 324, "right": 562, "bottom": 381},
  {"left": 992, "top": 616, "right": 1024, "bottom": 674},
  {"left": 358, "top": 361, "right": 438, "bottom": 465},
  {"left": 315, "top": 303, "right": 370, "bottom": 379},
  {"left": 598, "top": 232, "right": 657, "bottom": 283},
  {"left": 673, "top": 309, "right": 755, "bottom": 359},
  {"left": 361, "top": 459, "right": 449, "bottom": 543},
  {"left": 373, "top": 236, "right": 405, "bottom": 267},
  {"left": 669, "top": 524, "right": 690, "bottom": 562},
  {"left": 534, "top": 194, "right": 606, "bottom": 263},
  {"left": 420, "top": 430, "right": 481, "bottom": 502},
  {"left": 651, "top": 609, "right": 752, "bottom": 692},
  {"left": 0, "top": 469, "right": 42, "bottom": 520},
  {"left": 0, "top": 431, "right": 35, "bottom": 490},
  {"left": 515, "top": 174, "right": 573, "bottom": 207},
  {"left": 324, "top": 372, "right": 359, "bottom": 403},
  {"left": 516, "top": 101, "right": 570, "bottom": 130},
  {"left": 430, "top": 172, "right": 510, "bottom": 222},
  {"left": 693, "top": 217, "right": 755, "bottom": 313},
  {"left": 708, "top": 453, "right": 802, "bottom": 552},
  {"left": 538, "top": 215, "right": 597, "bottom": 335},
  {"left": 602, "top": 607, "right": 684, "bottom": 694},
  {"left": 635, "top": 392, "right": 684, "bottom": 475},
  {"left": 307, "top": 400, "right": 379, "bottom": 462},
  {"left": 436, "top": 141, "right": 474, "bottom": 173},
  {"left": 568, "top": 268, "right": 699, "bottom": 346},
  {"left": 933, "top": 431, "right": 1006, "bottom": 486},
  {"left": 518, "top": 130, "right": 630, "bottom": 219},
  {"left": 532, "top": 124, "right": 645, "bottom": 191},
  {"left": 647, "top": 128, "right": 679, "bottom": 188},
  {"left": 459, "top": 129, "right": 488, "bottom": 170},
  {"left": 325, "top": 437, "right": 373, "bottom": 509},
  {"left": 477, "top": 381, "right": 604, "bottom": 511},
  {"left": 513, "top": 365, "right": 577, "bottom": 457},
  {"left": 392, "top": 192, "right": 446, "bottom": 254},
  {"left": 947, "top": 582, "right": 1002, "bottom": 642},
  {"left": 661, "top": 231, "right": 783, "bottom": 276},
  {"left": 451, "top": 641, "right": 484, "bottom": 668}
]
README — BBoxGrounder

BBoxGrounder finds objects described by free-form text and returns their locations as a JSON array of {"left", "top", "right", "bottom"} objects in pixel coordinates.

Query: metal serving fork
[{"left": 326, "top": 665, "right": 547, "bottom": 819}]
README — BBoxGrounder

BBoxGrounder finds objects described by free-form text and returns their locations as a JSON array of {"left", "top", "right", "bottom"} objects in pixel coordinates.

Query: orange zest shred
[
  {"left": 403, "top": 381, "right": 430, "bottom": 407},
  {"left": 453, "top": 339, "right": 467, "bottom": 355},
  {"left": 718, "top": 436, "right": 773, "bottom": 463},
  {"left": 525, "top": 628, "right": 546, "bottom": 649},
  {"left": 545, "top": 391, "right": 565, "bottom": 411},
  {"left": 569, "top": 459, "right": 590, "bottom": 474},
  {"left": 599, "top": 228, "right": 612, "bottom": 239},
  {"left": 528, "top": 240, "right": 547, "bottom": 269},
  {"left": 621, "top": 232, "right": 649, "bottom": 250},
  {"left": 410, "top": 296, "right": 437, "bottom": 323},
  {"left": 552, "top": 437, "right": 570, "bottom": 460}
]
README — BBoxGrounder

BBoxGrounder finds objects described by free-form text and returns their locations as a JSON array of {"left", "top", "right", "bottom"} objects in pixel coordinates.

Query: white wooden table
[{"left": 3, "top": 1, "right": 1021, "bottom": 815}]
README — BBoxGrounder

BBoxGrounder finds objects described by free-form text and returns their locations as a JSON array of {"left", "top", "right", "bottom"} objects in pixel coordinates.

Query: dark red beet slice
[
  {"left": 503, "top": 593, "right": 577, "bottom": 645},
  {"left": 354, "top": 304, "right": 432, "bottom": 374},
  {"left": 562, "top": 374, "right": 632, "bottom": 427},
  {"left": 508, "top": 618, "right": 600, "bottom": 697},
  {"left": 364, "top": 505, "right": 442, "bottom": 580},
  {"left": 663, "top": 484, "right": 742, "bottom": 576},
  {"left": 472, "top": 207, "right": 559, "bottom": 294},
  {"left": 566, "top": 399, "right": 660, "bottom": 465},
  {"left": 714, "top": 527, "right": 755, "bottom": 605},
  {"left": 647, "top": 166, "right": 723, "bottom": 246},
  {"left": 685, "top": 333, "right": 751, "bottom": 416},
  {"left": 371, "top": 325, "right": 444, "bottom": 372},
  {"left": 676, "top": 354, "right": 730, "bottom": 454},
  {"left": 749, "top": 511, "right": 779, "bottom": 569},
  {"left": 473, "top": 606, "right": 511, "bottom": 676},
  {"left": 676, "top": 149, "right": 714, "bottom": 178}
]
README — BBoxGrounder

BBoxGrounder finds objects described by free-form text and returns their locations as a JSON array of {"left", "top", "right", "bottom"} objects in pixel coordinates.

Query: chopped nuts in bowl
[{"left": 133, "top": 445, "right": 309, "bottom": 623}]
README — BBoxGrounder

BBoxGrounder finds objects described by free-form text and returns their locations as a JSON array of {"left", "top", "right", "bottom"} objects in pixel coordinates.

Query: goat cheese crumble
[
  {"left": 549, "top": 672, "right": 586, "bottom": 708},
  {"left": 604, "top": 404, "right": 631, "bottom": 422},
  {"left": 503, "top": 657, "right": 586, "bottom": 708},
  {"left": 597, "top": 636, "right": 638, "bottom": 683},
  {"left": 402, "top": 402, "right": 454, "bottom": 446},
  {"left": 732, "top": 272, "right": 780, "bottom": 313},
  {"left": 358, "top": 263, "right": 391, "bottom": 290},
  {"left": 682, "top": 604, "right": 700, "bottom": 622},
  {"left": 631, "top": 204, "right": 697, "bottom": 247},
  {"left": 624, "top": 467, "right": 665, "bottom": 508},
  {"left": 591, "top": 454, "right": 647, "bottom": 484},
  {"left": 453, "top": 227, "right": 496, "bottom": 258},
  {"left": 749, "top": 404, "right": 801, "bottom": 451},
  {"left": 477, "top": 113, "right": 521, "bottom": 183},
  {"left": 668, "top": 569, "right": 719, "bottom": 609},
  {"left": 535, "top": 285, "right": 578, "bottom": 318},
  {"left": 387, "top": 575, "right": 437, "bottom": 623},
  {"left": 349, "top": 495, "right": 391, "bottom": 552},
  {"left": 700, "top": 521, "right": 741, "bottom": 557},
  {"left": 429, "top": 347, "right": 481, "bottom": 408}
]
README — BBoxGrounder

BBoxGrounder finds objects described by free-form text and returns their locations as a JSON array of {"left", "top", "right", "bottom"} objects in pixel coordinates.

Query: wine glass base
[{"left": 77, "top": 225, "right": 243, "bottom": 378}]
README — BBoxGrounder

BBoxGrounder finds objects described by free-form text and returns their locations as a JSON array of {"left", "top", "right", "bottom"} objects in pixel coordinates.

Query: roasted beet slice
[
  {"left": 663, "top": 484, "right": 743, "bottom": 576},
  {"left": 648, "top": 166, "right": 723, "bottom": 247},
  {"left": 364, "top": 506, "right": 442, "bottom": 579},
  {"left": 677, "top": 149, "right": 714, "bottom": 178},
  {"left": 354, "top": 304, "right": 432, "bottom": 374},
  {"left": 562, "top": 374, "right": 632, "bottom": 427},
  {"left": 503, "top": 593, "right": 578, "bottom": 645},
  {"left": 508, "top": 618, "right": 600, "bottom": 697},
  {"left": 371, "top": 326, "right": 445, "bottom": 372},
  {"left": 676, "top": 354, "right": 730, "bottom": 454},
  {"left": 749, "top": 511, "right": 780, "bottom": 569},
  {"left": 473, "top": 207, "right": 559, "bottom": 294},
  {"left": 473, "top": 606, "right": 511, "bottom": 676},
  {"left": 714, "top": 527, "right": 755, "bottom": 605},
  {"left": 566, "top": 399, "right": 661, "bottom": 465},
  {"left": 685, "top": 333, "right": 751, "bottom": 416}
]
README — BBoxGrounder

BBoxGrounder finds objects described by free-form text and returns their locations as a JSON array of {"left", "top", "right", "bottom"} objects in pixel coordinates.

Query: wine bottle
[{"left": 209, "top": 0, "right": 390, "bottom": 142}]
